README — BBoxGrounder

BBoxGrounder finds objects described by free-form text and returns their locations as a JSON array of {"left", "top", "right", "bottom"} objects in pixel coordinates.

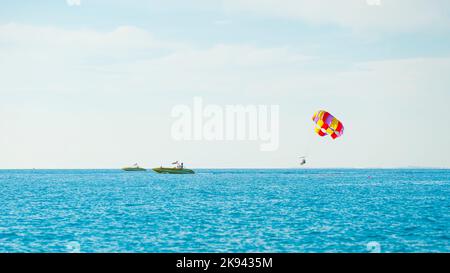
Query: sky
[{"left": 0, "top": 0, "right": 449, "bottom": 168}]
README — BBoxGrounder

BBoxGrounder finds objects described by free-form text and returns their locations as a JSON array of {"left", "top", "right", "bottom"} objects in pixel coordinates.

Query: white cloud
[
  {"left": 0, "top": 23, "right": 173, "bottom": 52},
  {"left": 66, "top": 0, "right": 81, "bottom": 6},
  {"left": 0, "top": 23, "right": 310, "bottom": 98},
  {"left": 223, "top": 0, "right": 450, "bottom": 31},
  {"left": 213, "top": 19, "right": 232, "bottom": 25}
]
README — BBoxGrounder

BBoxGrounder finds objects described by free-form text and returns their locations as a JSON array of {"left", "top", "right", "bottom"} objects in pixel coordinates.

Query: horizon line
[{"left": 0, "top": 167, "right": 449, "bottom": 170}]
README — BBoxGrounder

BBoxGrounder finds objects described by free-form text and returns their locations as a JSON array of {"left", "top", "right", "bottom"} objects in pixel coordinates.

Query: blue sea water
[{"left": 0, "top": 169, "right": 449, "bottom": 253}]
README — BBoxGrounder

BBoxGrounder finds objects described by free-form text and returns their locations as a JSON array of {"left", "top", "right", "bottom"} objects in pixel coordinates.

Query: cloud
[
  {"left": 223, "top": 0, "right": 450, "bottom": 32},
  {"left": 0, "top": 22, "right": 448, "bottom": 106},
  {"left": 0, "top": 23, "right": 312, "bottom": 100},
  {"left": 66, "top": 0, "right": 81, "bottom": 6},
  {"left": 213, "top": 19, "right": 232, "bottom": 26},
  {"left": 0, "top": 23, "right": 180, "bottom": 65}
]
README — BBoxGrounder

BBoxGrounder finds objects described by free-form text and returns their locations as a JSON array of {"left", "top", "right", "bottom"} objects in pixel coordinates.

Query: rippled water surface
[{"left": 0, "top": 169, "right": 449, "bottom": 252}]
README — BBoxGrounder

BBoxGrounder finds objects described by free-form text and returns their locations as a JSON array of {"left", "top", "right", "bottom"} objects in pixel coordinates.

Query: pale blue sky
[{"left": 1, "top": 0, "right": 449, "bottom": 168}]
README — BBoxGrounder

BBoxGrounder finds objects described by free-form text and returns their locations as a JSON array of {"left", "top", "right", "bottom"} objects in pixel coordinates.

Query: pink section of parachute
[{"left": 312, "top": 110, "right": 344, "bottom": 140}]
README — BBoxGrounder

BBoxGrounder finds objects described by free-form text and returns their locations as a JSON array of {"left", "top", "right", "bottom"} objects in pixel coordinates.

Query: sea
[{"left": 0, "top": 169, "right": 448, "bottom": 253}]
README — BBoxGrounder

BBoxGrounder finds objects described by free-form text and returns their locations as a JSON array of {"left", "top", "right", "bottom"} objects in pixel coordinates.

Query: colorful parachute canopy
[{"left": 312, "top": 110, "right": 344, "bottom": 140}]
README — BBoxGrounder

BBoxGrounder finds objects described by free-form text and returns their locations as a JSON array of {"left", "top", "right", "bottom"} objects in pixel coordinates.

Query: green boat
[
  {"left": 152, "top": 167, "right": 195, "bottom": 174},
  {"left": 122, "top": 164, "right": 146, "bottom": 171}
]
